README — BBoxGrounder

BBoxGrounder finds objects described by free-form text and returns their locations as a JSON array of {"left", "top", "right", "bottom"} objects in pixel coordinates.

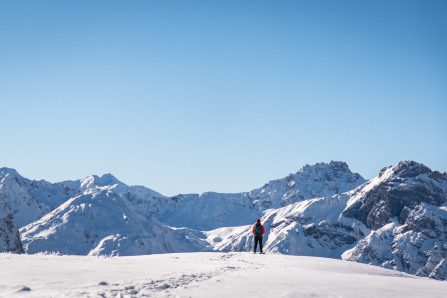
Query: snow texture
[
  {"left": 20, "top": 188, "right": 209, "bottom": 256},
  {"left": 1, "top": 161, "right": 447, "bottom": 281},
  {"left": 1, "top": 252, "right": 447, "bottom": 297}
]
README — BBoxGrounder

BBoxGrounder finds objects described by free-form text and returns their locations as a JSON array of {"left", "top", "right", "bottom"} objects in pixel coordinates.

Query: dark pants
[{"left": 254, "top": 235, "right": 263, "bottom": 252}]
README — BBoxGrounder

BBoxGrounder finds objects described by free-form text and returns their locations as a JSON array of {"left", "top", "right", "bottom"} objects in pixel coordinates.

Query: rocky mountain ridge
[
  {"left": 0, "top": 198, "right": 23, "bottom": 253},
  {"left": 1, "top": 161, "right": 446, "bottom": 281},
  {"left": 205, "top": 160, "right": 447, "bottom": 280}
]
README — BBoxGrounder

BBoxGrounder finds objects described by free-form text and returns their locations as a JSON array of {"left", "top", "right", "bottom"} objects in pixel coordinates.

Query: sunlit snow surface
[
  {"left": 3, "top": 161, "right": 447, "bottom": 282},
  {"left": 1, "top": 252, "right": 446, "bottom": 298}
]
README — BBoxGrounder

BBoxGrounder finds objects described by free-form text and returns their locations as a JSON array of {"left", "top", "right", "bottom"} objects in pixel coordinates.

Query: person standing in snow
[{"left": 252, "top": 219, "right": 265, "bottom": 253}]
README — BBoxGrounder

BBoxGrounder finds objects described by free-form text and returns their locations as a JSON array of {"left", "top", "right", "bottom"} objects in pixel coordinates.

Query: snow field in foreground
[{"left": 0, "top": 252, "right": 446, "bottom": 297}]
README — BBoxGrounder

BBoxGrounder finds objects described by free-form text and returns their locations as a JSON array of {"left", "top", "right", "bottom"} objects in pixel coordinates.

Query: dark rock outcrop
[
  {"left": 342, "top": 161, "right": 447, "bottom": 230},
  {"left": 343, "top": 203, "right": 447, "bottom": 280},
  {"left": 0, "top": 198, "right": 23, "bottom": 253}
]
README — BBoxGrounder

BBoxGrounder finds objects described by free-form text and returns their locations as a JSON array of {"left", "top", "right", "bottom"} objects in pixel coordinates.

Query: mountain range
[{"left": 0, "top": 161, "right": 446, "bottom": 281}]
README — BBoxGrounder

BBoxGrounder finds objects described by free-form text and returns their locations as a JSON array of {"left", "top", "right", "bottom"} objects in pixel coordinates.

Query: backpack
[{"left": 254, "top": 223, "right": 263, "bottom": 235}]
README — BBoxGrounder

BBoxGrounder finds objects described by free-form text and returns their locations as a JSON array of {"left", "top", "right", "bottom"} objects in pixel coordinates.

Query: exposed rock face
[
  {"left": 0, "top": 198, "right": 23, "bottom": 253},
  {"left": 18, "top": 161, "right": 366, "bottom": 254},
  {"left": 208, "top": 161, "right": 447, "bottom": 280},
  {"left": 207, "top": 193, "right": 369, "bottom": 259},
  {"left": 3, "top": 161, "right": 447, "bottom": 281},
  {"left": 343, "top": 203, "right": 447, "bottom": 280},
  {"left": 340, "top": 161, "right": 447, "bottom": 280},
  {"left": 342, "top": 160, "right": 447, "bottom": 230}
]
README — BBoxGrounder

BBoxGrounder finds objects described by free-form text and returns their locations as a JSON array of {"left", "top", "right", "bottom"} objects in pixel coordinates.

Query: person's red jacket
[{"left": 252, "top": 223, "right": 265, "bottom": 235}]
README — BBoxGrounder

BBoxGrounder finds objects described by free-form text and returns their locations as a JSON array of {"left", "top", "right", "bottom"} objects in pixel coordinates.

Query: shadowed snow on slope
[
  {"left": 0, "top": 170, "right": 162, "bottom": 228},
  {"left": 0, "top": 171, "right": 56, "bottom": 227},
  {"left": 156, "top": 161, "right": 366, "bottom": 230},
  {"left": 206, "top": 193, "right": 369, "bottom": 258},
  {"left": 4, "top": 161, "right": 447, "bottom": 281},
  {"left": 0, "top": 198, "right": 23, "bottom": 253},
  {"left": 157, "top": 192, "right": 257, "bottom": 231},
  {"left": 206, "top": 161, "right": 447, "bottom": 280},
  {"left": 0, "top": 162, "right": 365, "bottom": 231},
  {"left": 20, "top": 189, "right": 209, "bottom": 256},
  {"left": 343, "top": 203, "right": 447, "bottom": 280}
]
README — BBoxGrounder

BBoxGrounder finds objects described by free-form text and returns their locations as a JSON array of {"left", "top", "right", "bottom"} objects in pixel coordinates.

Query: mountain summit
[
  {"left": 79, "top": 173, "right": 128, "bottom": 193},
  {"left": 1, "top": 161, "right": 446, "bottom": 281},
  {"left": 155, "top": 161, "right": 366, "bottom": 230},
  {"left": 342, "top": 160, "right": 447, "bottom": 230}
]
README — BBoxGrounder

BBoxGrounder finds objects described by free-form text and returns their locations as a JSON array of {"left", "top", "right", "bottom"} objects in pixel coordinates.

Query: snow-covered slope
[
  {"left": 18, "top": 161, "right": 365, "bottom": 255},
  {"left": 341, "top": 160, "right": 447, "bottom": 230},
  {"left": 0, "top": 168, "right": 162, "bottom": 227},
  {"left": 1, "top": 252, "right": 447, "bottom": 298},
  {"left": 155, "top": 161, "right": 366, "bottom": 230},
  {"left": 207, "top": 161, "right": 447, "bottom": 280},
  {"left": 3, "top": 160, "right": 447, "bottom": 281},
  {"left": 20, "top": 188, "right": 208, "bottom": 256},
  {"left": 205, "top": 193, "right": 368, "bottom": 258},
  {"left": 342, "top": 203, "right": 447, "bottom": 280},
  {"left": 0, "top": 168, "right": 58, "bottom": 227},
  {"left": 249, "top": 161, "right": 366, "bottom": 209},
  {"left": 339, "top": 161, "right": 447, "bottom": 279}
]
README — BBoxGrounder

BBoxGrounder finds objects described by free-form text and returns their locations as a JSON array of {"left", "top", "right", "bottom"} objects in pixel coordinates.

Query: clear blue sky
[{"left": 1, "top": 1, "right": 446, "bottom": 196}]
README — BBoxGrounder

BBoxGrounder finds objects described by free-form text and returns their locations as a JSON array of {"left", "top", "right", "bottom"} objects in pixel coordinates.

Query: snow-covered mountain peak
[
  {"left": 0, "top": 169, "right": 29, "bottom": 189},
  {"left": 0, "top": 167, "right": 22, "bottom": 179},
  {"left": 298, "top": 161, "right": 350, "bottom": 175},
  {"left": 2, "top": 161, "right": 447, "bottom": 281},
  {"left": 0, "top": 173, "right": 17, "bottom": 186},
  {"left": 20, "top": 187, "right": 209, "bottom": 256},
  {"left": 342, "top": 160, "right": 447, "bottom": 231},
  {"left": 349, "top": 160, "right": 447, "bottom": 204},
  {"left": 293, "top": 161, "right": 365, "bottom": 188},
  {"left": 261, "top": 161, "right": 365, "bottom": 192},
  {"left": 154, "top": 162, "right": 367, "bottom": 231},
  {"left": 80, "top": 173, "right": 128, "bottom": 192},
  {"left": 379, "top": 160, "right": 432, "bottom": 179}
]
